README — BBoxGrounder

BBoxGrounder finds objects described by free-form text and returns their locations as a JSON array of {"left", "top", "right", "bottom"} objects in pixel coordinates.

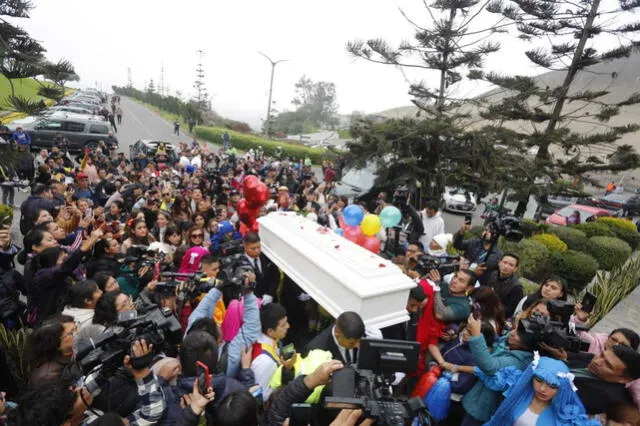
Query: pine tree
[
  {"left": 473, "top": 0, "right": 640, "bottom": 207},
  {"left": 147, "top": 78, "right": 155, "bottom": 94}
]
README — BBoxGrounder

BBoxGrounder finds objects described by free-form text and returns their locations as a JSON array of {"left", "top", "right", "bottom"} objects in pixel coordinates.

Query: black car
[
  {"left": 22, "top": 116, "right": 111, "bottom": 152},
  {"left": 591, "top": 193, "right": 640, "bottom": 216}
]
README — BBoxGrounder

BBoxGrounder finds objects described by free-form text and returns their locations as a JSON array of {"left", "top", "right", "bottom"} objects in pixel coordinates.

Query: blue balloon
[
  {"left": 333, "top": 228, "right": 344, "bottom": 236},
  {"left": 380, "top": 206, "right": 402, "bottom": 228},
  {"left": 425, "top": 373, "right": 452, "bottom": 422},
  {"left": 343, "top": 205, "right": 365, "bottom": 227}
]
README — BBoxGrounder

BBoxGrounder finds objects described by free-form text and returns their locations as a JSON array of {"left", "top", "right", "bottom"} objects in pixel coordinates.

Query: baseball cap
[{"left": 76, "top": 172, "right": 88, "bottom": 180}]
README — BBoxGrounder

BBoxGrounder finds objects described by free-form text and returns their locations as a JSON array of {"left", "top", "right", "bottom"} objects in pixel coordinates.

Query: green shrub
[
  {"left": 520, "top": 278, "right": 541, "bottom": 296},
  {"left": 521, "top": 219, "right": 544, "bottom": 238},
  {"left": 501, "top": 239, "right": 551, "bottom": 282},
  {"left": 550, "top": 250, "right": 599, "bottom": 292},
  {"left": 587, "top": 256, "right": 640, "bottom": 325},
  {"left": 531, "top": 234, "right": 568, "bottom": 253},
  {"left": 195, "top": 126, "right": 333, "bottom": 164},
  {"left": 547, "top": 227, "right": 589, "bottom": 252},
  {"left": 0, "top": 204, "right": 13, "bottom": 227},
  {"left": 587, "top": 236, "right": 631, "bottom": 270},
  {"left": 463, "top": 226, "right": 484, "bottom": 240},
  {"left": 572, "top": 222, "right": 616, "bottom": 238},
  {"left": 596, "top": 217, "right": 637, "bottom": 232}
]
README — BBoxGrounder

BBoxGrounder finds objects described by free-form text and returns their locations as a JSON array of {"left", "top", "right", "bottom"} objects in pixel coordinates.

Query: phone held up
[
  {"left": 464, "top": 213, "right": 472, "bottom": 225},
  {"left": 195, "top": 361, "right": 211, "bottom": 395},
  {"left": 581, "top": 292, "right": 597, "bottom": 314}
]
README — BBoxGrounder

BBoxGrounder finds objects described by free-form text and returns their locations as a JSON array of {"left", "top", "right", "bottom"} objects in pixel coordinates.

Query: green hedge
[
  {"left": 547, "top": 227, "right": 590, "bottom": 253},
  {"left": 520, "top": 277, "right": 541, "bottom": 296},
  {"left": 195, "top": 126, "right": 333, "bottom": 164},
  {"left": 596, "top": 217, "right": 637, "bottom": 232},
  {"left": 464, "top": 226, "right": 485, "bottom": 240},
  {"left": 550, "top": 250, "right": 599, "bottom": 293},
  {"left": 587, "top": 236, "right": 631, "bottom": 271},
  {"left": 530, "top": 233, "right": 568, "bottom": 253},
  {"left": 572, "top": 222, "right": 616, "bottom": 238},
  {"left": 521, "top": 219, "right": 545, "bottom": 238},
  {"left": 501, "top": 239, "right": 551, "bottom": 282},
  {"left": 593, "top": 217, "right": 640, "bottom": 250}
]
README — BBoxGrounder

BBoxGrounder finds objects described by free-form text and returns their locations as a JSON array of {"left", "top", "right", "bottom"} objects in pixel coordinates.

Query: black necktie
[
  {"left": 353, "top": 347, "right": 358, "bottom": 365},
  {"left": 253, "top": 258, "right": 261, "bottom": 274},
  {"left": 345, "top": 348, "right": 352, "bottom": 364}
]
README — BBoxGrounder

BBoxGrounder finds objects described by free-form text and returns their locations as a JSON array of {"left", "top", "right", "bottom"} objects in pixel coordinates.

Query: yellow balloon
[{"left": 360, "top": 214, "right": 382, "bottom": 236}]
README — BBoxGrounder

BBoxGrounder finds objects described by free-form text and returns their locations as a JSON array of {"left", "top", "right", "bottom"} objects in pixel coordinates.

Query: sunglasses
[{"left": 191, "top": 234, "right": 204, "bottom": 239}]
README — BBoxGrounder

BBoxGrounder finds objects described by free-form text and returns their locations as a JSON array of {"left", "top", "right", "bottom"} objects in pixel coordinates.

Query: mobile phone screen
[
  {"left": 195, "top": 364, "right": 208, "bottom": 394},
  {"left": 581, "top": 292, "right": 597, "bottom": 313}
]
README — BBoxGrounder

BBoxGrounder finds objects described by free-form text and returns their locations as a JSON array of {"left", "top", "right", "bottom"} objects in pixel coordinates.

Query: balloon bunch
[
  {"left": 333, "top": 205, "right": 403, "bottom": 254},
  {"left": 237, "top": 175, "right": 269, "bottom": 232}
]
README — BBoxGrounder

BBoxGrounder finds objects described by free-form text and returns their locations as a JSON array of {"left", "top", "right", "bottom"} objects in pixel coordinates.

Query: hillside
[
  {"left": 375, "top": 53, "right": 640, "bottom": 156},
  {"left": 0, "top": 75, "right": 50, "bottom": 110}
]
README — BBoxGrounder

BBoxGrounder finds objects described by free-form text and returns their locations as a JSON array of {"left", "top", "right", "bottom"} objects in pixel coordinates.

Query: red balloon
[
  {"left": 343, "top": 225, "right": 365, "bottom": 245},
  {"left": 248, "top": 183, "right": 269, "bottom": 209},
  {"left": 361, "top": 235, "right": 381, "bottom": 253},
  {"left": 338, "top": 214, "right": 346, "bottom": 229},
  {"left": 242, "top": 175, "right": 259, "bottom": 192}
]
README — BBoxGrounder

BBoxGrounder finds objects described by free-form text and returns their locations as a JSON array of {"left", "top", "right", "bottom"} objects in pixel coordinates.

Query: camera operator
[
  {"left": 185, "top": 259, "right": 260, "bottom": 379},
  {"left": 453, "top": 221, "right": 503, "bottom": 281},
  {"left": 238, "top": 232, "right": 279, "bottom": 304},
  {"left": 483, "top": 253, "right": 523, "bottom": 318}
]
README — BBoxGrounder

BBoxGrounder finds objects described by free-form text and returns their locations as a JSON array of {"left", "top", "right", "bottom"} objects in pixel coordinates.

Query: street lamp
[{"left": 259, "top": 52, "right": 288, "bottom": 137}]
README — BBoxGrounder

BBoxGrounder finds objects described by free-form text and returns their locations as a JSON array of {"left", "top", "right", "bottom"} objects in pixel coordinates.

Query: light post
[{"left": 259, "top": 52, "right": 288, "bottom": 137}]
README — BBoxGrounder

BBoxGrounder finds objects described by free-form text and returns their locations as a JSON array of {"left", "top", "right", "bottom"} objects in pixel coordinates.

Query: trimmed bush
[
  {"left": 572, "top": 222, "right": 616, "bottom": 238},
  {"left": 550, "top": 250, "right": 599, "bottom": 292},
  {"left": 520, "top": 277, "right": 540, "bottom": 296},
  {"left": 587, "top": 236, "right": 631, "bottom": 270},
  {"left": 501, "top": 239, "right": 551, "bottom": 282},
  {"left": 521, "top": 219, "right": 542, "bottom": 238},
  {"left": 547, "top": 227, "right": 589, "bottom": 253},
  {"left": 464, "top": 226, "right": 484, "bottom": 240},
  {"left": 596, "top": 217, "right": 637, "bottom": 232},
  {"left": 531, "top": 233, "right": 568, "bottom": 253},
  {"left": 195, "top": 126, "right": 333, "bottom": 164}
]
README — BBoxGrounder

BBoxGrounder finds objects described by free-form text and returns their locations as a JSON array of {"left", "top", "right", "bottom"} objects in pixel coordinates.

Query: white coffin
[{"left": 258, "top": 212, "right": 415, "bottom": 329}]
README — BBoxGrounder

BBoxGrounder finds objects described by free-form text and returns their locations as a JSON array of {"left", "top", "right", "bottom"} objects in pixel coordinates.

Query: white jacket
[
  {"left": 419, "top": 211, "right": 445, "bottom": 250},
  {"left": 61, "top": 306, "right": 95, "bottom": 331}
]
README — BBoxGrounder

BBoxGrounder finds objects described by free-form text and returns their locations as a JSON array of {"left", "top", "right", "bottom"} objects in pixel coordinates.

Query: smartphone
[
  {"left": 282, "top": 343, "right": 295, "bottom": 361},
  {"left": 581, "top": 292, "right": 597, "bottom": 313},
  {"left": 85, "top": 208, "right": 93, "bottom": 219},
  {"left": 251, "top": 386, "right": 263, "bottom": 407},
  {"left": 195, "top": 361, "right": 211, "bottom": 395},
  {"left": 464, "top": 214, "right": 472, "bottom": 225},
  {"left": 290, "top": 403, "right": 314, "bottom": 426},
  {"left": 472, "top": 302, "right": 482, "bottom": 320}
]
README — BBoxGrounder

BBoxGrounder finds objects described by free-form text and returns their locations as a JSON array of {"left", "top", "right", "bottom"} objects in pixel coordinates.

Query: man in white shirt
[
  {"left": 419, "top": 200, "right": 445, "bottom": 252},
  {"left": 250, "top": 303, "right": 293, "bottom": 400}
]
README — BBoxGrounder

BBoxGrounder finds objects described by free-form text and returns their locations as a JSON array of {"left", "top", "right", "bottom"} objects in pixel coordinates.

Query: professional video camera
[
  {"left": 414, "top": 254, "right": 460, "bottom": 277},
  {"left": 517, "top": 300, "right": 589, "bottom": 353},
  {"left": 125, "top": 245, "right": 165, "bottom": 269},
  {"left": 317, "top": 338, "right": 431, "bottom": 426},
  {"left": 218, "top": 238, "right": 244, "bottom": 257},
  {"left": 154, "top": 271, "right": 215, "bottom": 298},
  {"left": 75, "top": 294, "right": 182, "bottom": 375},
  {"left": 392, "top": 184, "right": 411, "bottom": 213},
  {"left": 484, "top": 212, "right": 524, "bottom": 243}
]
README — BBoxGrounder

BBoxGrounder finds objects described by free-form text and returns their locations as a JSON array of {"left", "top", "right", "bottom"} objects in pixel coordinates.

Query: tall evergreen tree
[{"left": 473, "top": 0, "right": 640, "bottom": 207}]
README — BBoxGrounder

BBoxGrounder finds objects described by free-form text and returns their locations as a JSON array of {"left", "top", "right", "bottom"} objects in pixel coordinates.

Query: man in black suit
[
  {"left": 568, "top": 344, "right": 640, "bottom": 414},
  {"left": 237, "top": 232, "right": 280, "bottom": 304},
  {"left": 381, "top": 285, "right": 426, "bottom": 341},
  {"left": 305, "top": 311, "right": 365, "bottom": 366}
]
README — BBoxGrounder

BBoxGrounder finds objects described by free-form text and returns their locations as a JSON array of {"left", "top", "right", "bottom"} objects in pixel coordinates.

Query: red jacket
[{"left": 415, "top": 279, "right": 445, "bottom": 374}]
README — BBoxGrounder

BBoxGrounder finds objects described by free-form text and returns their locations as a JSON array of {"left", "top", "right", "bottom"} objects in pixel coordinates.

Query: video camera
[
  {"left": 75, "top": 293, "right": 182, "bottom": 375},
  {"left": 125, "top": 245, "right": 165, "bottom": 269},
  {"left": 484, "top": 212, "right": 524, "bottom": 243},
  {"left": 319, "top": 338, "right": 431, "bottom": 426},
  {"left": 414, "top": 254, "right": 460, "bottom": 277},
  {"left": 392, "top": 185, "right": 410, "bottom": 213},
  {"left": 154, "top": 271, "right": 216, "bottom": 299},
  {"left": 517, "top": 300, "right": 589, "bottom": 352}
]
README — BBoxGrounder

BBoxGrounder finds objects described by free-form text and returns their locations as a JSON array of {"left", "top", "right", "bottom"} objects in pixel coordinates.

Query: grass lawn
[{"left": 0, "top": 75, "right": 77, "bottom": 123}]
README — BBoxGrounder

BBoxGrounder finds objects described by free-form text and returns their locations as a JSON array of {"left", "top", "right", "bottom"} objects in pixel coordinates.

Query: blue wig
[
  {"left": 210, "top": 220, "right": 242, "bottom": 253},
  {"left": 478, "top": 355, "right": 600, "bottom": 426}
]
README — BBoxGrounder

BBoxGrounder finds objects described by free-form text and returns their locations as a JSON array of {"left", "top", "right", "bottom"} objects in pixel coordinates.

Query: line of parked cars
[{"left": 7, "top": 89, "right": 112, "bottom": 152}]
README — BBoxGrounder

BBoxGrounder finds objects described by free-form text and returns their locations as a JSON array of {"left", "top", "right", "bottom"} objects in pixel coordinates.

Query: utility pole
[
  {"left": 193, "top": 50, "right": 208, "bottom": 111},
  {"left": 259, "top": 52, "right": 288, "bottom": 137},
  {"left": 160, "top": 63, "right": 165, "bottom": 97}
]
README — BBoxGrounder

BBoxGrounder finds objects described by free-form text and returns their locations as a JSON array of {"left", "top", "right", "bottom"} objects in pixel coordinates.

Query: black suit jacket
[
  {"left": 305, "top": 326, "right": 346, "bottom": 363},
  {"left": 569, "top": 353, "right": 633, "bottom": 414},
  {"left": 239, "top": 253, "right": 280, "bottom": 299}
]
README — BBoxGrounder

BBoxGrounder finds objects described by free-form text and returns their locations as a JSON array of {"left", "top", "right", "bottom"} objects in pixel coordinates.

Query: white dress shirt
[
  {"left": 250, "top": 333, "right": 280, "bottom": 399},
  {"left": 332, "top": 326, "right": 357, "bottom": 365}
]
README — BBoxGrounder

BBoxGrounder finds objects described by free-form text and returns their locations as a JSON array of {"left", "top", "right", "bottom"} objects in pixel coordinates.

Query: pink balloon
[
  {"left": 361, "top": 235, "right": 381, "bottom": 253},
  {"left": 338, "top": 214, "right": 347, "bottom": 229},
  {"left": 343, "top": 225, "right": 365, "bottom": 245}
]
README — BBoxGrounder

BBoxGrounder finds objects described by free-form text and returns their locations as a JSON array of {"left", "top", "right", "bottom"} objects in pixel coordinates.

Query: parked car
[
  {"left": 546, "top": 204, "right": 615, "bottom": 226},
  {"left": 130, "top": 140, "right": 179, "bottom": 164},
  {"left": 46, "top": 105, "right": 98, "bottom": 116},
  {"left": 591, "top": 193, "right": 640, "bottom": 216},
  {"left": 19, "top": 116, "right": 111, "bottom": 152},
  {"left": 441, "top": 187, "right": 477, "bottom": 213}
]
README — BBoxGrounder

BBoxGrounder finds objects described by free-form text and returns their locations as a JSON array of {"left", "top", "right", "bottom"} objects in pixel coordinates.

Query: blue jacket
[
  {"left": 441, "top": 339, "right": 477, "bottom": 395},
  {"left": 461, "top": 335, "right": 532, "bottom": 422},
  {"left": 186, "top": 289, "right": 260, "bottom": 379}
]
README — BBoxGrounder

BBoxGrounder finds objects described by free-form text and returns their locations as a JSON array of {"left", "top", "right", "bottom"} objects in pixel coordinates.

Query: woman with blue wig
[{"left": 477, "top": 354, "right": 600, "bottom": 426}]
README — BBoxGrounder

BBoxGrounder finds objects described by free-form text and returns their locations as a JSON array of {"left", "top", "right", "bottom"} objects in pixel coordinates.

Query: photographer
[{"left": 453, "top": 221, "right": 503, "bottom": 280}]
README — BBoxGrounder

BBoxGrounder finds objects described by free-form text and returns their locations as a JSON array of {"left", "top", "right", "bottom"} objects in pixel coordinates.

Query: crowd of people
[{"left": 0, "top": 99, "right": 638, "bottom": 426}]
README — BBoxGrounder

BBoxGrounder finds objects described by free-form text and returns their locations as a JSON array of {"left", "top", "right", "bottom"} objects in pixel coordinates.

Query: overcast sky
[{"left": 19, "top": 0, "right": 561, "bottom": 127}]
